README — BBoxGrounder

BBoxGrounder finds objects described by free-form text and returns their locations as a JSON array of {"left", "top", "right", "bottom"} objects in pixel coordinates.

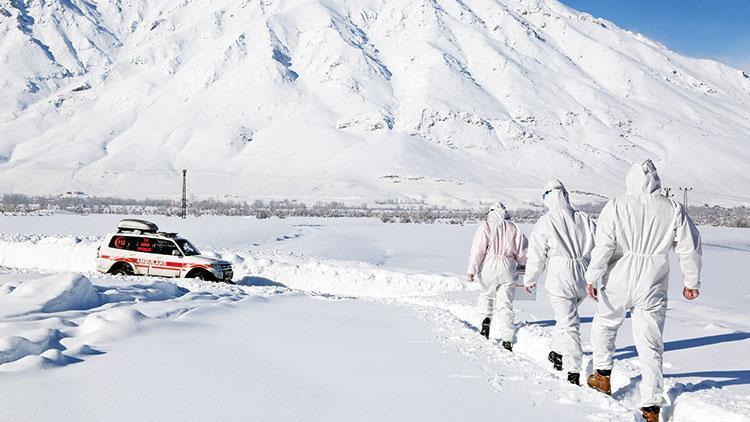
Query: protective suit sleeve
[
  {"left": 584, "top": 213, "right": 597, "bottom": 258},
  {"left": 524, "top": 219, "right": 549, "bottom": 285},
  {"left": 467, "top": 222, "right": 490, "bottom": 275},
  {"left": 674, "top": 206, "right": 702, "bottom": 289},
  {"left": 585, "top": 201, "right": 617, "bottom": 288},
  {"left": 514, "top": 225, "right": 529, "bottom": 267}
]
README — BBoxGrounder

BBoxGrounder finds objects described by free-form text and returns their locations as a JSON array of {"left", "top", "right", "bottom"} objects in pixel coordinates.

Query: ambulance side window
[
  {"left": 135, "top": 237, "right": 153, "bottom": 253},
  {"left": 151, "top": 239, "right": 179, "bottom": 256},
  {"left": 109, "top": 235, "right": 139, "bottom": 251}
]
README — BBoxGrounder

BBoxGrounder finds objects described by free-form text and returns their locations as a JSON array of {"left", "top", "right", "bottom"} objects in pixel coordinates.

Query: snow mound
[
  {"left": 0, "top": 349, "right": 82, "bottom": 373},
  {"left": 0, "top": 328, "right": 65, "bottom": 365},
  {"left": 77, "top": 308, "right": 151, "bottom": 344},
  {"left": 98, "top": 279, "right": 185, "bottom": 304},
  {"left": 233, "top": 253, "right": 467, "bottom": 298},
  {"left": 0, "top": 234, "right": 98, "bottom": 273},
  {"left": 0, "top": 273, "right": 101, "bottom": 317}
]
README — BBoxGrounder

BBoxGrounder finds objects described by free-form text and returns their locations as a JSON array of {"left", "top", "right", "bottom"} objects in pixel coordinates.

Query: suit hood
[
  {"left": 542, "top": 178, "right": 572, "bottom": 211},
  {"left": 488, "top": 202, "right": 511, "bottom": 222},
  {"left": 626, "top": 159, "right": 662, "bottom": 195}
]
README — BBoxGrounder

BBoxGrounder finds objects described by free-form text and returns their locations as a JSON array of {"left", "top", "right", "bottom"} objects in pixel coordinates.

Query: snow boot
[
  {"left": 480, "top": 317, "right": 491, "bottom": 339},
  {"left": 587, "top": 370, "right": 611, "bottom": 395},
  {"left": 502, "top": 341, "right": 513, "bottom": 352},
  {"left": 641, "top": 405, "right": 660, "bottom": 422},
  {"left": 567, "top": 372, "right": 580, "bottom": 386},
  {"left": 548, "top": 351, "right": 563, "bottom": 371}
]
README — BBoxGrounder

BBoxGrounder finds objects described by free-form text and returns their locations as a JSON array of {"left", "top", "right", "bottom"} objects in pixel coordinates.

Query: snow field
[
  {"left": 0, "top": 215, "right": 747, "bottom": 421},
  {"left": 0, "top": 269, "right": 286, "bottom": 374}
]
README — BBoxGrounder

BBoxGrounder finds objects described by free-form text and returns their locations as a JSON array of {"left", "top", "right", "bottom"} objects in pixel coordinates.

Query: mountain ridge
[{"left": 0, "top": 0, "right": 748, "bottom": 207}]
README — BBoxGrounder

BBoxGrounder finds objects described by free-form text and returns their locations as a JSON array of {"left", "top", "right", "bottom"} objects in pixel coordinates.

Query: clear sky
[{"left": 559, "top": 0, "right": 750, "bottom": 71}]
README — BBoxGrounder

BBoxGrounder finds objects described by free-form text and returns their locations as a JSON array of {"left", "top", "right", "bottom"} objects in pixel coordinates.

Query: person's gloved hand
[
  {"left": 683, "top": 287, "right": 700, "bottom": 300},
  {"left": 586, "top": 283, "right": 598, "bottom": 302},
  {"left": 524, "top": 281, "right": 536, "bottom": 294},
  {"left": 467, "top": 273, "right": 475, "bottom": 282}
]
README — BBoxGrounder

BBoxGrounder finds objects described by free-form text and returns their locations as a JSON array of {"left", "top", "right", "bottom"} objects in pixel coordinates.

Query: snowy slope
[
  {"left": 0, "top": 0, "right": 749, "bottom": 206},
  {"left": 0, "top": 214, "right": 748, "bottom": 421}
]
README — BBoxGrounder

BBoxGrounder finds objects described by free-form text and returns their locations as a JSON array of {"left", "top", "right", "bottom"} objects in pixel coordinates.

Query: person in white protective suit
[
  {"left": 584, "top": 159, "right": 702, "bottom": 422},
  {"left": 524, "top": 178, "right": 596, "bottom": 386},
  {"left": 467, "top": 202, "right": 528, "bottom": 351}
]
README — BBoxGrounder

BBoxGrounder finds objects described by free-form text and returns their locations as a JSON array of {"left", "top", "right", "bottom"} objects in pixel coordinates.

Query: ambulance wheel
[
  {"left": 110, "top": 262, "right": 134, "bottom": 276},
  {"left": 187, "top": 269, "right": 215, "bottom": 282}
]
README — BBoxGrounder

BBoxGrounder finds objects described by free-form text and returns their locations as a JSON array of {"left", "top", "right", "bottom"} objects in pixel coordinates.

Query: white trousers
[
  {"left": 548, "top": 292, "right": 585, "bottom": 373},
  {"left": 591, "top": 292, "right": 667, "bottom": 407},
  {"left": 478, "top": 257, "right": 516, "bottom": 341}
]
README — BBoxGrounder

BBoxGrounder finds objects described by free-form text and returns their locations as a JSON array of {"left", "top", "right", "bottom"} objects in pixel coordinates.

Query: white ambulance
[{"left": 96, "top": 219, "right": 234, "bottom": 283}]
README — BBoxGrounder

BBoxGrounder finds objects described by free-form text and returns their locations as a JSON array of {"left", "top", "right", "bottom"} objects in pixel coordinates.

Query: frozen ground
[{"left": 0, "top": 214, "right": 748, "bottom": 421}]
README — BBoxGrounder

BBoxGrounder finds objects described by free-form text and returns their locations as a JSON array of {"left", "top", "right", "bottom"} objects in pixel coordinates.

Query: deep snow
[{"left": 0, "top": 214, "right": 748, "bottom": 421}]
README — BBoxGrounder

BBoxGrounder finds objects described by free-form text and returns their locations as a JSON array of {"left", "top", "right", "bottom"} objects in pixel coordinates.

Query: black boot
[
  {"left": 567, "top": 372, "right": 580, "bottom": 386},
  {"left": 548, "top": 351, "right": 563, "bottom": 371},
  {"left": 480, "top": 317, "right": 491, "bottom": 339},
  {"left": 502, "top": 340, "right": 513, "bottom": 352}
]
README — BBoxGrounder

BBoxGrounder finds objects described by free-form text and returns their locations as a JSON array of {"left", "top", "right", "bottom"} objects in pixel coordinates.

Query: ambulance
[{"left": 96, "top": 219, "right": 233, "bottom": 283}]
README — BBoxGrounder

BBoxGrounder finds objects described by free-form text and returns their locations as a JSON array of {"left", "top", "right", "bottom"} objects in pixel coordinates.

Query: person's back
[
  {"left": 467, "top": 202, "right": 528, "bottom": 349},
  {"left": 469, "top": 214, "right": 526, "bottom": 280},
  {"left": 585, "top": 160, "right": 701, "bottom": 422},
  {"left": 543, "top": 208, "right": 595, "bottom": 258},
  {"left": 586, "top": 161, "right": 702, "bottom": 297},
  {"left": 525, "top": 179, "right": 595, "bottom": 384},
  {"left": 532, "top": 207, "right": 596, "bottom": 293}
]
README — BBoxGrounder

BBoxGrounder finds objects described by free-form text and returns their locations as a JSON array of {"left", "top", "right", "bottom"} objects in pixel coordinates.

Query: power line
[{"left": 679, "top": 187, "right": 693, "bottom": 211}]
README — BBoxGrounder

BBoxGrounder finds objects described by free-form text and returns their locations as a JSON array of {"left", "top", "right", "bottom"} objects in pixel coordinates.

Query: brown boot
[
  {"left": 586, "top": 370, "right": 611, "bottom": 395},
  {"left": 641, "top": 405, "right": 659, "bottom": 422}
]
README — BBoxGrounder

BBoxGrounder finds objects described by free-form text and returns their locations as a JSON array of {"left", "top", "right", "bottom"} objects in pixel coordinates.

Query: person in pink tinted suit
[{"left": 467, "top": 202, "right": 528, "bottom": 351}]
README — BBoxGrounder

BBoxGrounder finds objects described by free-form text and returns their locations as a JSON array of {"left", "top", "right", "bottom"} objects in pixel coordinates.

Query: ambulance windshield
[{"left": 175, "top": 239, "right": 201, "bottom": 256}]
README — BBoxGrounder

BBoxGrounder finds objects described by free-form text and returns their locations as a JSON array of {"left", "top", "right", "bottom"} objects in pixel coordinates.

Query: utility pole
[
  {"left": 181, "top": 169, "right": 187, "bottom": 219},
  {"left": 679, "top": 187, "right": 693, "bottom": 211},
  {"left": 662, "top": 187, "right": 673, "bottom": 199}
]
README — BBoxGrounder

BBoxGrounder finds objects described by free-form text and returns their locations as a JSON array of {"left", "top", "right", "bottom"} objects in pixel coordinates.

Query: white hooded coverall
[
  {"left": 525, "top": 179, "right": 596, "bottom": 373},
  {"left": 585, "top": 160, "right": 702, "bottom": 408},
  {"left": 468, "top": 204, "right": 528, "bottom": 341}
]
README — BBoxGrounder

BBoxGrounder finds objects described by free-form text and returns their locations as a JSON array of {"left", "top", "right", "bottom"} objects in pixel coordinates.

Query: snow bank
[
  {"left": 0, "top": 234, "right": 98, "bottom": 273},
  {"left": 0, "top": 234, "right": 468, "bottom": 298},
  {"left": 0, "top": 273, "right": 100, "bottom": 317},
  {"left": 232, "top": 254, "right": 468, "bottom": 298}
]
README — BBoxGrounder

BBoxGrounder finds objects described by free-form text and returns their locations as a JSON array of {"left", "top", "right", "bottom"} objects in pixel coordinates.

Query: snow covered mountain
[{"left": 1, "top": 0, "right": 749, "bottom": 207}]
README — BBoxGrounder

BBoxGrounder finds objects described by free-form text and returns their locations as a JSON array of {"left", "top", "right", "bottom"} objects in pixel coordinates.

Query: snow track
[{"left": 1, "top": 231, "right": 748, "bottom": 421}]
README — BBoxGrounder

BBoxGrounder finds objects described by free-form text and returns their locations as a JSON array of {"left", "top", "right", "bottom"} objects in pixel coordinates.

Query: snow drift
[
  {"left": 0, "top": 273, "right": 100, "bottom": 317},
  {"left": 0, "top": 0, "right": 749, "bottom": 206}
]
